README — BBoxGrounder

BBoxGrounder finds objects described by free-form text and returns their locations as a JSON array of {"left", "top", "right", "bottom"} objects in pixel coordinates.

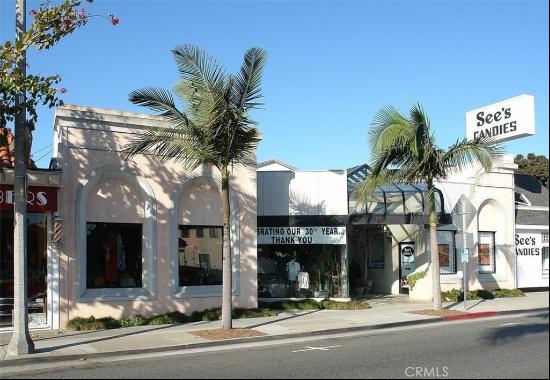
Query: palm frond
[
  {"left": 121, "top": 123, "right": 215, "bottom": 170},
  {"left": 129, "top": 87, "right": 186, "bottom": 122},
  {"left": 173, "top": 79, "right": 216, "bottom": 125},
  {"left": 369, "top": 106, "right": 414, "bottom": 158},
  {"left": 227, "top": 124, "right": 261, "bottom": 167},
  {"left": 232, "top": 47, "right": 267, "bottom": 110},
  {"left": 443, "top": 137, "right": 503, "bottom": 174},
  {"left": 410, "top": 103, "right": 432, "bottom": 158},
  {"left": 172, "top": 44, "right": 225, "bottom": 92}
]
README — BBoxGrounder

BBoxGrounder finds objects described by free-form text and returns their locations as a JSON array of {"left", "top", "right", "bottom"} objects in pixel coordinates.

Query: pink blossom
[
  {"left": 110, "top": 16, "right": 120, "bottom": 25},
  {"left": 29, "top": 9, "right": 37, "bottom": 15},
  {"left": 59, "top": 87, "right": 67, "bottom": 94}
]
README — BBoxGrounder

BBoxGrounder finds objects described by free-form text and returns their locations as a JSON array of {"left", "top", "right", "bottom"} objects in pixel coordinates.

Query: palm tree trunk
[
  {"left": 428, "top": 181, "right": 442, "bottom": 311},
  {"left": 221, "top": 167, "right": 233, "bottom": 330}
]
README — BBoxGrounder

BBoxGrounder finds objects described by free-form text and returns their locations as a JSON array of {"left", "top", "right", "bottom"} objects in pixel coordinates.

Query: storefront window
[
  {"left": 478, "top": 231, "right": 496, "bottom": 274},
  {"left": 367, "top": 228, "right": 385, "bottom": 268},
  {"left": 86, "top": 222, "right": 142, "bottom": 289},
  {"left": 0, "top": 213, "right": 48, "bottom": 327},
  {"left": 437, "top": 231, "right": 456, "bottom": 274},
  {"left": 542, "top": 247, "right": 549, "bottom": 272},
  {"left": 258, "top": 245, "right": 343, "bottom": 298},
  {"left": 178, "top": 226, "right": 223, "bottom": 287}
]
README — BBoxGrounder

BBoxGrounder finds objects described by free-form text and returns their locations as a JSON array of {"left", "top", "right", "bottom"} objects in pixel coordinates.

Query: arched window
[
  {"left": 76, "top": 167, "right": 156, "bottom": 299},
  {"left": 86, "top": 178, "right": 144, "bottom": 289},
  {"left": 177, "top": 181, "right": 223, "bottom": 287}
]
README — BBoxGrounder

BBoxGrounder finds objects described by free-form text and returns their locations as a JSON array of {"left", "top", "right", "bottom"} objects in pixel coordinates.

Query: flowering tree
[{"left": 0, "top": 0, "right": 119, "bottom": 160}]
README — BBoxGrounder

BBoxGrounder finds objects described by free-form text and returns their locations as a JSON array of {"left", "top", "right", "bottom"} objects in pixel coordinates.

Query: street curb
[
  {"left": 1, "top": 307, "right": 548, "bottom": 369},
  {"left": 443, "top": 311, "right": 497, "bottom": 321},
  {"left": 441, "top": 307, "right": 549, "bottom": 322}
]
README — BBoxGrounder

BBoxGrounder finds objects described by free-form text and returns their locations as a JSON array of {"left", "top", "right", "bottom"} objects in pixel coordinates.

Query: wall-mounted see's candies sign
[{"left": 466, "top": 94, "right": 535, "bottom": 143}]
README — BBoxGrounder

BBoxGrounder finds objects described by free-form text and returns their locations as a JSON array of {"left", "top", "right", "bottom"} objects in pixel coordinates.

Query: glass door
[
  {"left": 0, "top": 213, "right": 48, "bottom": 328},
  {"left": 399, "top": 242, "right": 416, "bottom": 291}
]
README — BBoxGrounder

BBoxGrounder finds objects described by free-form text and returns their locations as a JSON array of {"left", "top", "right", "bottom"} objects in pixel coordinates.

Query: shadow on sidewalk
[
  {"left": 246, "top": 310, "right": 322, "bottom": 329},
  {"left": 443, "top": 299, "right": 487, "bottom": 311},
  {"left": 34, "top": 324, "right": 176, "bottom": 354}
]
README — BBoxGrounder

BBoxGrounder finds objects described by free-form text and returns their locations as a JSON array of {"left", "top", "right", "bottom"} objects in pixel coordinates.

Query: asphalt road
[{"left": 2, "top": 313, "right": 548, "bottom": 379}]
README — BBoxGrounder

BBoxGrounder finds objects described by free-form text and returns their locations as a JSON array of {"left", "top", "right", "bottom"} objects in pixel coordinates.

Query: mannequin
[
  {"left": 286, "top": 256, "right": 301, "bottom": 282},
  {"left": 286, "top": 252, "right": 301, "bottom": 296}
]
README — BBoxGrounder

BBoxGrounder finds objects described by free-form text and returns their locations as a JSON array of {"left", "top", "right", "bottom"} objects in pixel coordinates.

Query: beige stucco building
[{"left": 52, "top": 104, "right": 258, "bottom": 326}]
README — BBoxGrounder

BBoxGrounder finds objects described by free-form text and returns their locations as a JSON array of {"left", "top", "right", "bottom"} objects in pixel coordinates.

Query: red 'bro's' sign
[{"left": 0, "top": 185, "right": 58, "bottom": 212}]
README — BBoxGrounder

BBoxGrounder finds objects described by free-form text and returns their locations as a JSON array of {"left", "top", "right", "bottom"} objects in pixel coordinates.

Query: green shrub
[
  {"left": 66, "top": 316, "right": 120, "bottom": 331},
  {"left": 264, "top": 299, "right": 322, "bottom": 311},
  {"left": 491, "top": 289, "right": 524, "bottom": 298},
  {"left": 441, "top": 289, "right": 463, "bottom": 302},
  {"left": 147, "top": 311, "right": 188, "bottom": 325},
  {"left": 406, "top": 269, "right": 428, "bottom": 290},
  {"left": 257, "top": 301, "right": 270, "bottom": 309},
  {"left": 320, "top": 300, "right": 370, "bottom": 310},
  {"left": 473, "top": 290, "right": 493, "bottom": 299},
  {"left": 201, "top": 308, "right": 222, "bottom": 321},
  {"left": 442, "top": 288, "right": 524, "bottom": 302},
  {"left": 119, "top": 315, "right": 148, "bottom": 328},
  {"left": 234, "top": 308, "right": 278, "bottom": 318}
]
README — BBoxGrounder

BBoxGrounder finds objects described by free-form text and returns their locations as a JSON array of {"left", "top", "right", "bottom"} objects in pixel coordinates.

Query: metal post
[
  {"left": 7, "top": 0, "right": 35, "bottom": 356},
  {"left": 460, "top": 198, "right": 468, "bottom": 311}
]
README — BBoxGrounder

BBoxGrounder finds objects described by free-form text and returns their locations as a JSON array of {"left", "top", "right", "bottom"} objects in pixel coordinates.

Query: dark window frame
[
  {"left": 85, "top": 221, "right": 143, "bottom": 289},
  {"left": 177, "top": 225, "right": 223, "bottom": 287},
  {"left": 478, "top": 231, "right": 496, "bottom": 274},
  {"left": 437, "top": 231, "right": 457, "bottom": 275}
]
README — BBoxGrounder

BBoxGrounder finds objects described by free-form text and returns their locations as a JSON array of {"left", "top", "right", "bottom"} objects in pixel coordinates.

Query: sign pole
[{"left": 460, "top": 198, "right": 469, "bottom": 310}]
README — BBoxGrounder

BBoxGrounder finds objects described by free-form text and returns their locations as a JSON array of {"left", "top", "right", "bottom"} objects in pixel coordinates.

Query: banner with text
[{"left": 257, "top": 226, "right": 347, "bottom": 245}]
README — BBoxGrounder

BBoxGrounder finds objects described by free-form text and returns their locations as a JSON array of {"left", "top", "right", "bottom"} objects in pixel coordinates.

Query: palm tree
[
  {"left": 122, "top": 44, "right": 267, "bottom": 329},
  {"left": 354, "top": 104, "right": 501, "bottom": 310}
]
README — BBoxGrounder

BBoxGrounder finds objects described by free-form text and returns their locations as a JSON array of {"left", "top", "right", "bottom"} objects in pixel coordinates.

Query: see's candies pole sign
[{"left": 466, "top": 94, "right": 535, "bottom": 143}]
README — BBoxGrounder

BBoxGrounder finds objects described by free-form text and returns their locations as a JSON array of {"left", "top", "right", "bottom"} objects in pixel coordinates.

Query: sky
[{"left": 1, "top": 0, "right": 549, "bottom": 170}]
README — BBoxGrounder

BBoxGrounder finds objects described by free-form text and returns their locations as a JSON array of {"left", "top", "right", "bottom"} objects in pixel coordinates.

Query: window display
[
  {"left": 178, "top": 226, "right": 223, "bottom": 287},
  {"left": 437, "top": 231, "right": 457, "bottom": 274},
  {"left": 257, "top": 245, "right": 344, "bottom": 298},
  {"left": 86, "top": 222, "right": 143, "bottom": 289},
  {"left": 478, "top": 231, "right": 496, "bottom": 273},
  {"left": 1, "top": 213, "right": 48, "bottom": 327}
]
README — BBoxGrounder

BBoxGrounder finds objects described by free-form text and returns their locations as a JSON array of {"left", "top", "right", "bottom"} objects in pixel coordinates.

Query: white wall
[
  {"left": 258, "top": 170, "right": 348, "bottom": 216},
  {"left": 516, "top": 228, "right": 549, "bottom": 288}
]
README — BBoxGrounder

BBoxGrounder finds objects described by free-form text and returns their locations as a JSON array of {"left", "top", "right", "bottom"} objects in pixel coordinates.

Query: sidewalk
[{"left": 0, "top": 291, "right": 547, "bottom": 367}]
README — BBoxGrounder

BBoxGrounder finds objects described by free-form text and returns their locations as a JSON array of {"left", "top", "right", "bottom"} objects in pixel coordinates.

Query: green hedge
[
  {"left": 259, "top": 299, "right": 369, "bottom": 311},
  {"left": 442, "top": 288, "right": 524, "bottom": 302},
  {"left": 67, "top": 299, "right": 371, "bottom": 331},
  {"left": 320, "top": 300, "right": 370, "bottom": 310},
  {"left": 66, "top": 316, "right": 121, "bottom": 331},
  {"left": 67, "top": 307, "right": 278, "bottom": 331}
]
